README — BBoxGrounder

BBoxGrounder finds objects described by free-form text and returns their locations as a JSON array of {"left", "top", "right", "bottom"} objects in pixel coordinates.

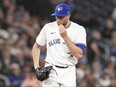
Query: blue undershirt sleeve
[{"left": 75, "top": 43, "right": 86, "bottom": 53}]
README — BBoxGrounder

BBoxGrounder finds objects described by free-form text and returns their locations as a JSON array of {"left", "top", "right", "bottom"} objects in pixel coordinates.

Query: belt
[
  {"left": 55, "top": 65, "right": 68, "bottom": 68},
  {"left": 46, "top": 61, "right": 69, "bottom": 68}
]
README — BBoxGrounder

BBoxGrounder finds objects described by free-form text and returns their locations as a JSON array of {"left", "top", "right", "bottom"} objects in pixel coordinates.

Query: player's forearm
[
  {"left": 32, "top": 43, "right": 41, "bottom": 69},
  {"left": 63, "top": 36, "right": 83, "bottom": 59}
]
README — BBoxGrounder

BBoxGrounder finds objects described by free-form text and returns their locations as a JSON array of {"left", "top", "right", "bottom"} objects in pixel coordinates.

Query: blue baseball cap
[{"left": 51, "top": 3, "right": 70, "bottom": 17}]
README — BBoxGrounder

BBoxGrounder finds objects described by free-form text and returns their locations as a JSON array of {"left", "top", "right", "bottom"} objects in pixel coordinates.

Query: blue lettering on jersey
[{"left": 48, "top": 39, "right": 61, "bottom": 47}]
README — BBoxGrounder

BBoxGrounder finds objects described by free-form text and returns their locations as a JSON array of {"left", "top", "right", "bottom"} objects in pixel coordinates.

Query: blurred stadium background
[{"left": 0, "top": 0, "right": 116, "bottom": 87}]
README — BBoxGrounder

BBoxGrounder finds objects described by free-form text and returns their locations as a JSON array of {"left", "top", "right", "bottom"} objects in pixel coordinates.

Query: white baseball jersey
[{"left": 36, "top": 21, "right": 86, "bottom": 66}]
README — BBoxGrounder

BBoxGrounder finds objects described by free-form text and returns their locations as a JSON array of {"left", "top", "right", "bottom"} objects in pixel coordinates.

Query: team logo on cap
[{"left": 57, "top": 7, "right": 63, "bottom": 12}]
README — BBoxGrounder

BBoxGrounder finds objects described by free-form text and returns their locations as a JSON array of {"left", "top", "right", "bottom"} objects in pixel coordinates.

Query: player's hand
[{"left": 59, "top": 24, "right": 67, "bottom": 38}]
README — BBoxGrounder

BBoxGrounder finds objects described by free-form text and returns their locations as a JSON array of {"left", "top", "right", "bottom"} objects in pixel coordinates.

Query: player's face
[{"left": 56, "top": 14, "right": 70, "bottom": 26}]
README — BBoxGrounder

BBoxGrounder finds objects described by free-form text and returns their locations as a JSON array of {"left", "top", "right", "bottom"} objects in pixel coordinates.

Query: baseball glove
[{"left": 35, "top": 66, "right": 53, "bottom": 81}]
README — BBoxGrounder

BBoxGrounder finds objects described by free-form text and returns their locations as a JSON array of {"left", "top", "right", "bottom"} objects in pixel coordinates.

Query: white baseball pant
[{"left": 42, "top": 62, "right": 76, "bottom": 87}]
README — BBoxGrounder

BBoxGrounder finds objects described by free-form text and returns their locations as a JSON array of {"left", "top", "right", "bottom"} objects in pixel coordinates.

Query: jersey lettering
[{"left": 48, "top": 38, "right": 61, "bottom": 47}]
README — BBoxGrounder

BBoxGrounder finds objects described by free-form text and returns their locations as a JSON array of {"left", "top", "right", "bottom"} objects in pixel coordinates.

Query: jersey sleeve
[
  {"left": 36, "top": 24, "right": 47, "bottom": 46},
  {"left": 74, "top": 26, "right": 87, "bottom": 46}
]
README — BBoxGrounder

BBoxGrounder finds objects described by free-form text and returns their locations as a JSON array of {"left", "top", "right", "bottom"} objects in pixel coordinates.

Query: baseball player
[{"left": 32, "top": 3, "right": 86, "bottom": 87}]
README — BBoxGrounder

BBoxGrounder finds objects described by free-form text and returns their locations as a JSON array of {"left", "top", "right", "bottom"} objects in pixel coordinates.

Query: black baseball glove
[{"left": 35, "top": 66, "right": 53, "bottom": 81}]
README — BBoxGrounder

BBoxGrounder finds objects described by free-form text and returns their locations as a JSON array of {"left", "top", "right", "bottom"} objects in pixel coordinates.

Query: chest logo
[
  {"left": 51, "top": 32, "right": 56, "bottom": 34},
  {"left": 48, "top": 38, "right": 60, "bottom": 47}
]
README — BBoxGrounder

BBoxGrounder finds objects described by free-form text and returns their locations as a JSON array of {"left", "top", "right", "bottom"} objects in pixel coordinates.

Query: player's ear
[{"left": 68, "top": 14, "right": 71, "bottom": 19}]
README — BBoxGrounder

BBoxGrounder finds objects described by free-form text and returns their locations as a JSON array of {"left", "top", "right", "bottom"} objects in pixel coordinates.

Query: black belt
[
  {"left": 55, "top": 65, "right": 68, "bottom": 68},
  {"left": 46, "top": 61, "right": 68, "bottom": 68}
]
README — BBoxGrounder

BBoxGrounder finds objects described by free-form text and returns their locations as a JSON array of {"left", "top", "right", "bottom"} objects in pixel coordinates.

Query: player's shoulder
[
  {"left": 42, "top": 21, "right": 56, "bottom": 31},
  {"left": 45, "top": 21, "right": 57, "bottom": 27},
  {"left": 71, "top": 21, "right": 85, "bottom": 30},
  {"left": 71, "top": 22, "right": 86, "bottom": 34}
]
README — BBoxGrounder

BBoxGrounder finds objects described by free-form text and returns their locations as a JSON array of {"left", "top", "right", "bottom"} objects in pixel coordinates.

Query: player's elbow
[
  {"left": 78, "top": 53, "right": 83, "bottom": 59},
  {"left": 75, "top": 53, "right": 83, "bottom": 59},
  {"left": 75, "top": 50, "right": 83, "bottom": 59}
]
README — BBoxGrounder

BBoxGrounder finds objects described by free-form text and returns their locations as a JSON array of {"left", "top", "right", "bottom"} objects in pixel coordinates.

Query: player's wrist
[
  {"left": 35, "top": 65, "right": 40, "bottom": 70},
  {"left": 62, "top": 35, "right": 68, "bottom": 39}
]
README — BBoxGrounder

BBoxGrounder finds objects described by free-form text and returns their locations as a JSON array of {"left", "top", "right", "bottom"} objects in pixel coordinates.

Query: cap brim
[
  {"left": 51, "top": 13, "right": 67, "bottom": 17},
  {"left": 51, "top": 13, "right": 56, "bottom": 16}
]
